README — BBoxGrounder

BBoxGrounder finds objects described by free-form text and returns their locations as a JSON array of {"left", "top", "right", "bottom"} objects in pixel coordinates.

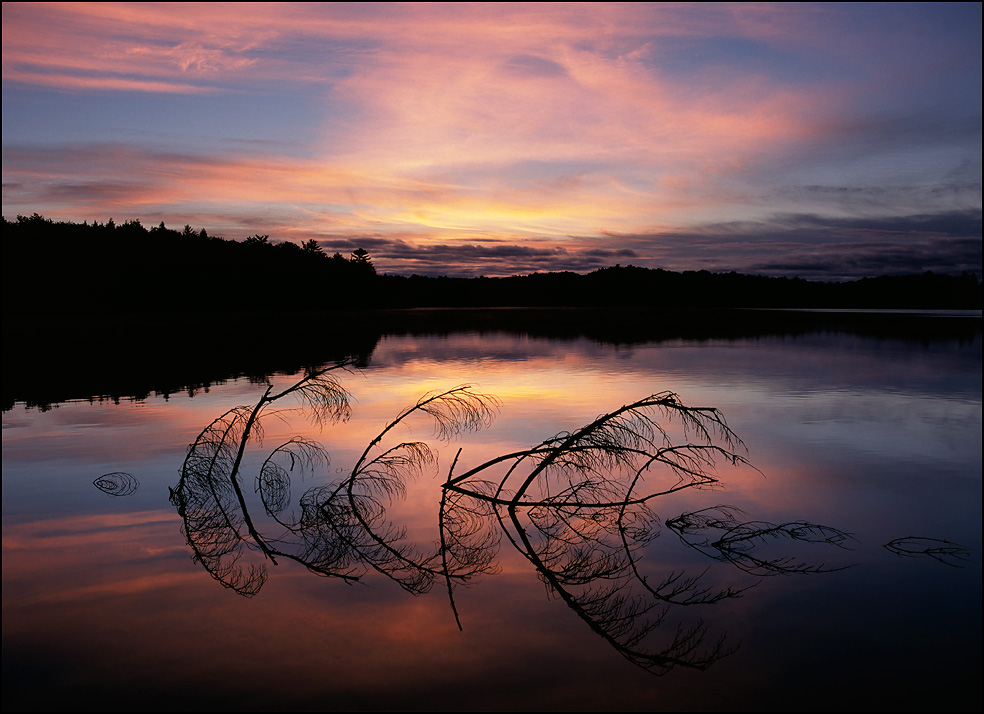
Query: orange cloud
[{"left": 5, "top": 3, "right": 975, "bottom": 276}]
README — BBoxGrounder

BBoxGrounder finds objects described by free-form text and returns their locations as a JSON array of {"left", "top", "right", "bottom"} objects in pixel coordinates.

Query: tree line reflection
[{"left": 162, "top": 363, "right": 965, "bottom": 675}]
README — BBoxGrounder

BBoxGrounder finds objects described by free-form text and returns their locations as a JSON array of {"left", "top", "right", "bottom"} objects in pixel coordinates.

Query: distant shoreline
[
  {"left": 4, "top": 306, "right": 980, "bottom": 413},
  {"left": 4, "top": 214, "right": 981, "bottom": 313}
]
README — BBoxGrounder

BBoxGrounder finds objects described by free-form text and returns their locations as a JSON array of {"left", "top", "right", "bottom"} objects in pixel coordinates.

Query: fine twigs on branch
[{"left": 171, "top": 366, "right": 892, "bottom": 674}]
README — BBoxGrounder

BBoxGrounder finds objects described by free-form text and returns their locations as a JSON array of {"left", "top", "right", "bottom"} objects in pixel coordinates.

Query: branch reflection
[
  {"left": 884, "top": 537, "right": 972, "bottom": 567},
  {"left": 169, "top": 365, "right": 856, "bottom": 674},
  {"left": 94, "top": 471, "right": 139, "bottom": 496}
]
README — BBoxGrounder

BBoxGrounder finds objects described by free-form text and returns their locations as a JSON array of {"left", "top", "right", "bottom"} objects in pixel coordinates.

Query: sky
[{"left": 2, "top": 2, "right": 981, "bottom": 280}]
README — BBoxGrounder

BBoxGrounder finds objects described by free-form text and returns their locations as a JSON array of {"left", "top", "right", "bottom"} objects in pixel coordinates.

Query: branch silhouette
[
  {"left": 665, "top": 506, "right": 854, "bottom": 576},
  {"left": 884, "top": 537, "right": 973, "bottom": 567},
  {"left": 169, "top": 364, "right": 355, "bottom": 595},
  {"left": 171, "top": 366, "right": 859, "bottom": 674}
]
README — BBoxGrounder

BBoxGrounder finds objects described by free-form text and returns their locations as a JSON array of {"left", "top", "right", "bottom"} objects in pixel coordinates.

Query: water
[{"left": 3, "top": 319, "right": 981, "bottom": 711}]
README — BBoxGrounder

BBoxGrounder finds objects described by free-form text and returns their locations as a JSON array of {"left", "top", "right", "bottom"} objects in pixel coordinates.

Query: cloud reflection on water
[{"left": 2, "top": 327, "right": 980, "bottom": 710}]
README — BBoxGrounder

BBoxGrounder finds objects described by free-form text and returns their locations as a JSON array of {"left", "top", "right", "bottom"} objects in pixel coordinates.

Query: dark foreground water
[{"left": 3, "top": 314, "right": 981, "bottom": 711}]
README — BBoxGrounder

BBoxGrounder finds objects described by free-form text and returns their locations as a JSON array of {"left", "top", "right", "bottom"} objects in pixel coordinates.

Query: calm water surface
[{"left": 3, "top": 327, "right": 981, "bottom": 711}]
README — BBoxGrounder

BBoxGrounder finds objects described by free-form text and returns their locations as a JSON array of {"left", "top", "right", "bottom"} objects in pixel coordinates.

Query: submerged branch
[
  {"left": 666, "top": 506, "right": 855, "bottom": 576},
  {"left": 172, "top": 372, "right": 860, "bottom": 675},
  {"left": 884, "top": 537, "right": 973, "bottom": 567}
]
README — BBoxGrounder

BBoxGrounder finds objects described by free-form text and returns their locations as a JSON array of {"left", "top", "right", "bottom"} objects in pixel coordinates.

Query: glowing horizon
[{"left": 2, "top": 2, "right": 980, "bottom": 279}]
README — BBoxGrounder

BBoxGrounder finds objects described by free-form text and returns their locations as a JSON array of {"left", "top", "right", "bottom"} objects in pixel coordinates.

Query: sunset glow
[{"left": 3, "top": 2, "right": 980, "bottom": 278}]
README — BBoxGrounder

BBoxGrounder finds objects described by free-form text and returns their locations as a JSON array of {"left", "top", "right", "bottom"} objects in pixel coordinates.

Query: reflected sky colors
[
  {"left": 3, "top": 329, "right": 980, "bottom": 710},
  {"left": 3, "top": 2, "right": 981, "bottom": 279}
]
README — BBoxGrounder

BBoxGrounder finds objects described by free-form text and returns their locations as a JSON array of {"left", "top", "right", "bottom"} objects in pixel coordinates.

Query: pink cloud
[{"left": 3, "top": 3, "right": 977, "bottom": 278}]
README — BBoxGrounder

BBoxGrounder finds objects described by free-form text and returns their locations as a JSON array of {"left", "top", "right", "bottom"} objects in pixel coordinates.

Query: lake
[{"left": 3, "top": 310, "right": 981, "bottom": 711}]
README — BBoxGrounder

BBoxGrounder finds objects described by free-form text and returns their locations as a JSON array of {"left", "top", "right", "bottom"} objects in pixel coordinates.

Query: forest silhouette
[
  {"left": 3, "top": 213, "right": 980, "bottom": 313},
  {"left": 4, "top": 213, "right": 980, "bottom": 412}
]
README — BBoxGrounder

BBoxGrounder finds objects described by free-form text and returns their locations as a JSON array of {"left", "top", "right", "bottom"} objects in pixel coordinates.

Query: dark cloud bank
[{"left": 312, "top": 210, "right": 981, "bottom": 281}]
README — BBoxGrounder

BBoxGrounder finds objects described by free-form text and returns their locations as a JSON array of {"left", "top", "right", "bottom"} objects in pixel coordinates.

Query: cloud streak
[{"left": 2, "top": 3, "right": 980, "bottom": 280}]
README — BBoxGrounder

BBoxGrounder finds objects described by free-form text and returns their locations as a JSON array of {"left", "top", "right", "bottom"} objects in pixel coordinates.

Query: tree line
[
  {"left": 2, "top": 213, "right": 980, "bottom": 313},
  {"left": 2, "top": 214, "right": 376, "bottom": 312}
]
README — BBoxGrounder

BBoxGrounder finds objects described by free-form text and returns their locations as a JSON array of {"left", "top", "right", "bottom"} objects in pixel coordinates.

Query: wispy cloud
[{"left": 3, "top": 3, "right": 980, "bottom": 279}]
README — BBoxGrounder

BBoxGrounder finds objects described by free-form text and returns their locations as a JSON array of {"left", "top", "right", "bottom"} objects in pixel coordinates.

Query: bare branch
[
  {"left": 170, "top": 377, "right": 865, "bottom": 677},
  {"left": 884, "top": 537, "right": 973, "bottom": 567},
  {"left": 666, "top": 506, "right": 855, "bottom": 576}
]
